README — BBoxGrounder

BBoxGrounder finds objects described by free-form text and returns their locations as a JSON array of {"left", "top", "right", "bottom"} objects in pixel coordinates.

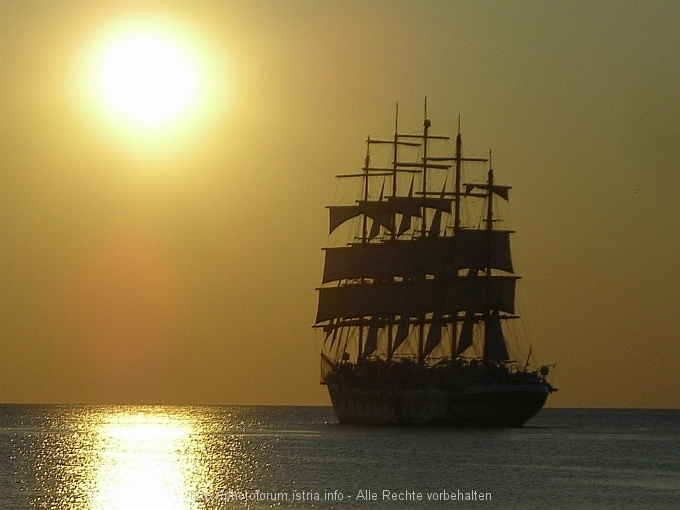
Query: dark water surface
[{"left": 0, "top": 406, "right": 677, "bottom": 509}]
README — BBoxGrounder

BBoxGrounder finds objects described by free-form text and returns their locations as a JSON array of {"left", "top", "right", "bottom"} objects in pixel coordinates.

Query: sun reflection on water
[
  {"left": 91, "top": 410, "right": 206, "bottom": 510},
  {"left": 4, "top": 406, "right": 281, "bottom": 509}
]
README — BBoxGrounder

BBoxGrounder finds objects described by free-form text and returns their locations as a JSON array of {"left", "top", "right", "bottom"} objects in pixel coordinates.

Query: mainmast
[
  {"left": 392, "top": 103, "right": 399, "bottom": 199},
  {"left": 454, "top": 117, "right": 463, "bottom": 231},
  {"left": 361, "top": 139, "right": 371, "bottom": 244},
  {"left": 485, "top": 150, "right": 494, "bottom": 276},
  {"left": 480, "top": 150, "right": 512, "bottom": 362},
  {"left": 421, "top": 98, "right": 430, "bottom": 238},
  {"left": 451, "top": 118, "right": 490, "bottom": 231}
]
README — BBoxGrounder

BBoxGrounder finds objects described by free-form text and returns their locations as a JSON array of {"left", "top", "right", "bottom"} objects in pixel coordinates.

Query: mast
[
  {"left": 419, "top": 98, "right": 429, "bottom": 361},
  {"left": 451, "top": 117, "right": 463, "bottom": 358},
  {"left": 392, "top": 103, "right": 399, "bottom": 198},
  {"left": 484, "top": 155, "right": 494, "bottom": 361},
  {"left": 384, "top": 105, "right": 398, "bottom": 358},
  {"left": 358, "top": 323, "right": 364, "bottom": 361},
  {"left": 361, "top": 138, "right": 371, "bottom": 244},
  {"left": 454, "top": 116, "right": 463, "bottom": 231},
  {"left": 446, "top": 116, "right": 489, "bottom": 230},
  {"left": 481, "top": 152, "right": 510, "bottom": 362},
  {"left": 485, "top": 151, "right": 494, "bottom": 277},
  {"left": 390, "top": 103, "right": 399, "bottom": 242},
  {"left": 421, "top": 97, "right": 430, "bottom": 238}
]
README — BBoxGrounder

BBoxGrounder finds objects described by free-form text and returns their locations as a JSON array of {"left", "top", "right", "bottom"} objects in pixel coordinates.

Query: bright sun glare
[
  {"left": 100, "top": 36, "right": 197, "bottom": 126},
  {"left": 77, "top": 17, "right": 228, "bottom": 160}
]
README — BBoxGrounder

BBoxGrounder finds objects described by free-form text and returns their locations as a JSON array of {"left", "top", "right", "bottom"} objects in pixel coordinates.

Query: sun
[
  {"left": 99, "top": 35, "right": 197, "bottom": 126},
  {"left": 74, "top": 17, "right": 229, "bottom": 161}
]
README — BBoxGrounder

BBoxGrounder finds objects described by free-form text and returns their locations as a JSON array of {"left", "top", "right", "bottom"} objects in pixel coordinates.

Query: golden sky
[{"left": 1, "top": 0, "right": 678, "bottom": 407}]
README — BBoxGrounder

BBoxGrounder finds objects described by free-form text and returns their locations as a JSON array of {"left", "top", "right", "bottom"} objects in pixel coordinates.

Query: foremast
[{"left": 315, "top": 106, "right": 520, "bottom": 371}]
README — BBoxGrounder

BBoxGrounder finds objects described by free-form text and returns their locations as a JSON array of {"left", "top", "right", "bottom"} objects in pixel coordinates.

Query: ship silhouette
[{"left": 314, "top": 102, "right": 556, "bottom": 426}]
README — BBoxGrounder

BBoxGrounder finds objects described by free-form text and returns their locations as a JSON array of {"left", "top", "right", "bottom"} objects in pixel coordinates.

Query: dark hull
[{"left": 327, "top": 382, "right": 549, "bottom": 427}]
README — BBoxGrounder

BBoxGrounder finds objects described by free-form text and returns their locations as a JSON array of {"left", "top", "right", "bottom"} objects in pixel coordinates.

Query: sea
[{"left": 0, "top": 406, "right": 677, "bottom": 510}]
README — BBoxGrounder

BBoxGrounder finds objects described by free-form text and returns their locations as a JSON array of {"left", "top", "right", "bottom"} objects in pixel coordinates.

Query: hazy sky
[{"left": 1, "top": 0, "right": 678, "bottom": 407}]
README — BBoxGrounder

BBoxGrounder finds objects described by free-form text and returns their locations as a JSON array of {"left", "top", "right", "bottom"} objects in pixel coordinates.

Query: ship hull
[{"left": 327, "top": 382, "right": 549, "bottom": 427}]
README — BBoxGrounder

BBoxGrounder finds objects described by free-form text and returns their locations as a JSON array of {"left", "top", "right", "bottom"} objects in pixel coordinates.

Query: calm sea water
[{"left": 0, "top": 406, "right": 677, "bottom": 509}]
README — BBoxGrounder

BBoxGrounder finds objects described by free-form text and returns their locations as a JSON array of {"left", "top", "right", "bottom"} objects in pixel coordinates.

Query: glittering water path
[{"left": 0, "top": 406, "right": 678, "bottom": 509}]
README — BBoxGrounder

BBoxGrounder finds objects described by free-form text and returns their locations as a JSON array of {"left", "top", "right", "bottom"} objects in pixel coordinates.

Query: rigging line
[
  {"left": 509, "top": 237, "right": 533, "bottom": 353},
  {"left": 516, "top": 284, "right": 534, "bottom": 361},
  {"left": 331, "top": 176, "right": 342, "bottom": 209}
]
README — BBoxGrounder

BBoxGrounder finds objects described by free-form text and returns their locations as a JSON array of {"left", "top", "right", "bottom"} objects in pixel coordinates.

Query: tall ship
[{"left": 313, "top": 102, "right": 556, "bottom": 427}]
